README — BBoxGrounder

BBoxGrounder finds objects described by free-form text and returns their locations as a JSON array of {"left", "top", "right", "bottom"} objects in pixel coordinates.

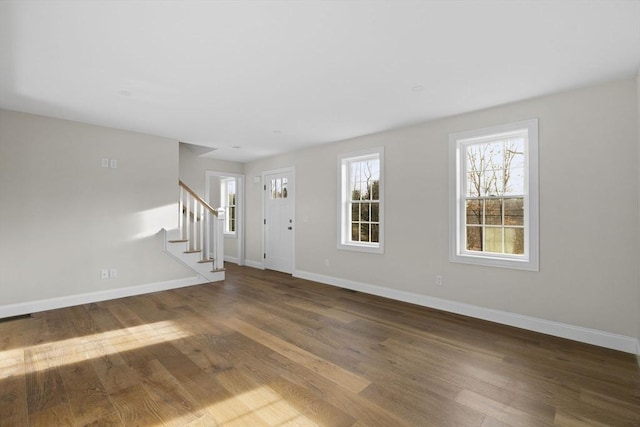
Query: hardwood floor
[{"left": 1, "top": 264, "right": 639, "bottom": 426}]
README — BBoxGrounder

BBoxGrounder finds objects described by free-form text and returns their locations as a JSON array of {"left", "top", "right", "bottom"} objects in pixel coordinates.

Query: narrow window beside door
[{"left": 220, "top": 178, "right": 236, "bottom": 236}]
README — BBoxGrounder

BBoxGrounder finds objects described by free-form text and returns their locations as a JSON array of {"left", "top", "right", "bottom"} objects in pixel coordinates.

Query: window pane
[
  {"left": 506, "top": 138, "right": 525, "bottom": 168},
  {"left": 360, "top": 223, "right": 370, "bottom": 242},
  {"left": 505, "top": 167, "right": 524, "bottom": 195},
  {"left": 351, "top": 223, "right": 359, "bottom": 241},
  {"left": 504, "top": 198, "right": 524, "bottom": 225},
  {"left": 466, "top": 172, "right": 481, "bottom": 197},
  {"left": 505, "top": 227, "right": 524, "bottom": 254},
  {"left": 371, "top": 224, "right": 379, "bottom": 243},
  {"left": 485, "top": 199, "right": 502, "bottom": 225},
  {"left": 466, "top": 226, "right": 482, "bottom": 251},
  {"left": 351, "top": 203, "right": 359, "bottom": 222},
  {"left": 371, "top": 180, "right": 379, "bottom": 200},
  {"left": 276, "top": 178, "right": 282, "bottom": 198},
  {"left": 282, "top": 178, "right": 288, "bottom": 198},
  {"left": 360, "top": 203, "right": 370, "bottom": 222},
  {"left": 229, "top": 219, "right": 235, "bottom": 232},
  {"left": 351, "top": 187, "right": 361, "bottom": 201},
  {"left": 485, "top": 227, "right": 502, "bottom": 253},
  {"left": 371, "top": 202, "right": 379, "bottom": 222},
  {"left": 271, "top": 179, "right": 276, "bottom": 199},
  {"left": 466, "top": 200, "right": 482, "bottom": 225}
]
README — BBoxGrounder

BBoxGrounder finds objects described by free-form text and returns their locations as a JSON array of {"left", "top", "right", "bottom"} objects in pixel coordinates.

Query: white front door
[{"left": 264, "top": 169, "right": 294, "bottom": 273}]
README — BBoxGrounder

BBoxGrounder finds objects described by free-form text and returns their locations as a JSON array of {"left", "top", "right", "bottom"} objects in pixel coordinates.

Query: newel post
[{"left": 214, "top": 208, "right": 225, "bottom": 270}]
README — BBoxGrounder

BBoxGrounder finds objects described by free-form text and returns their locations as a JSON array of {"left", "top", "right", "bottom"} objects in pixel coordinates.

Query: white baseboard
[
  {"left": 245, "top": 259, "right": 264, "bottom": 270},
  {"left": 224, "top": 256, "right": 239, "bottom": 264},
  {"left": 0, "top": 276, "right": 206, "bottom": 319},
  {"left": 294, "top": 270, "right": 638, "bottom": 354}
]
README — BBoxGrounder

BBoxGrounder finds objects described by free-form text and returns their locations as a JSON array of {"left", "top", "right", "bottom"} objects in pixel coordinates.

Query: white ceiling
[{"left": 1, "top": 1, "right": 639, "bottom": 163}]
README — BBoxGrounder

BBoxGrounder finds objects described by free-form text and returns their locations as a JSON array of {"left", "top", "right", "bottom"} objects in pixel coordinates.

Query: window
[
  {"left": 338, "top": 147, "right": 384, "bottom": 253},
  {"left": 220, "top": 178, "right": 236, "bottom": 235},
  {"left": 269, "top": 177, "right": 288, "bottom": 199},
  {"left": 449, "top": 119, "right": 538, "bottom": 270}
]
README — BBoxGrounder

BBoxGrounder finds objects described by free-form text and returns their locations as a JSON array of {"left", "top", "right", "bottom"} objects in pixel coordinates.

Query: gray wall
[
  {"left": 0, "top": 109, "right": 193, "bottom": 306},
  {"left": 244, "top": 78, "right": 639, "bottom": 338},
  {"left": 637, "top": 72, "right": 640, "bottom": 359}
]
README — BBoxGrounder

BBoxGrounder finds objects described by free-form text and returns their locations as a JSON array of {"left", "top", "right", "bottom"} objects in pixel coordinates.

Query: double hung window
[
  {"left": 220, "top": 178, "right": 236, "bottom": 235},
  {"left": 450, "top": 119, "right": 538, "bottom": 270},
  {"left": 338, "top": 147, "right": 384, "bottom": 253}
]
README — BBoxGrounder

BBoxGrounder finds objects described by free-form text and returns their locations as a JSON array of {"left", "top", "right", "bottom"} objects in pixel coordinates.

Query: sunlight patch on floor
[
  {"left": 0, "top": 320, "right": 190, "bottom": 378},
  {"left": 205, "top": 384, "right": 318, "bottom": 426}
]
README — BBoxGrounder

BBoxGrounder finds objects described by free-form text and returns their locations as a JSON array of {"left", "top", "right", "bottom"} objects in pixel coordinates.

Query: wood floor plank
[
  {"left": 58, "top": 359, "right": 117, "bottom": 425},
  {"left": 24, "top": 347, "right": 67, "bottom": 415},
  {"left": 1, "top": 264, "right": 639, "bottom": 426},
  {"left": 221, "top": 316, "right": 371, "bottom": 394}
]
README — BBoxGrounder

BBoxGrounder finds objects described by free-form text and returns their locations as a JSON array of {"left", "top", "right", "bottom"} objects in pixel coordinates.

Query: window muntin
[
  {"left": 338, "top": 147, "right": 384, "bottom": 253},
  {"left": 221, "top": 178, "right": 237, "bottom": 235},
  {"left": 450, "top": 119, "right": 538, "bottom": 270}
]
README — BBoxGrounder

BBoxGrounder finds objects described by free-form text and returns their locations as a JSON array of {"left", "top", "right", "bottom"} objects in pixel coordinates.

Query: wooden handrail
[{"left": 179, "top": 180, "right": 218, "bottom": 216}]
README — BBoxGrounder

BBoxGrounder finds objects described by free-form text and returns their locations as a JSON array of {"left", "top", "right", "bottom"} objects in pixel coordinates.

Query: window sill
[
  {"left": 450, "top": 252, "right": 538, "bottom": 271},
  {"left": 338, "top": 242, "right": 384, "bottom": 254}
]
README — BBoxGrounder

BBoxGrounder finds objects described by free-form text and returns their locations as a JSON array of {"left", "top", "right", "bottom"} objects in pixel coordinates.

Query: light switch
[
  {"left": 110, "top": 159, "right": 118, "bottom": 169},
  {"left": 101, "top": 158, "right": 109, "bottom": 168}
]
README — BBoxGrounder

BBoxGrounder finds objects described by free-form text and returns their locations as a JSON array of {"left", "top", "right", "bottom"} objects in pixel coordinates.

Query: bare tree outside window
[
  {"left": 350, "top": 159, "right": 380, "bottom": 243},
  {"left": 465, "top": 138, "right": 524, "bottom": 254}
]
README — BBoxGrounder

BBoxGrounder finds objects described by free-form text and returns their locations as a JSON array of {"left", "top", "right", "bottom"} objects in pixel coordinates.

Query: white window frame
[
  {"left": 220, "top": 177, "right": 237, "bottom": 237},
  {"left": 449, "top": 119, "right": 539, "bottom": 271},
  {"left": 338, "top": 147, "right": 384, "bottom": 254}
]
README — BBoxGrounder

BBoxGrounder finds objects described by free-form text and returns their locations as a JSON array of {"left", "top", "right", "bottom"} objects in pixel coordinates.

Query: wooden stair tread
[
  {"left": 198, "top": 258, "right": 215, "bottom": 264},
  {"left": 211, "top": 268, "right": 226, "bottom": 273},
  {"left": 168, "top": 239, "right": 188, "bottom": 243},
  {"left": 184, "top": 249, "right": 202, "bottom": 254}
]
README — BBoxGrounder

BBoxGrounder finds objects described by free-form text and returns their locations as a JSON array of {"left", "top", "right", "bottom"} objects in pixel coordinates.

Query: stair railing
[{"left": 178, "top": 180, "right": 225, "bottom": 271}]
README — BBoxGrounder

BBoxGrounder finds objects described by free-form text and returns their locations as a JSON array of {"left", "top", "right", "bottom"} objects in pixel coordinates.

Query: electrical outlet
[
  {"left": 109, "top": 268, "right": 117, "bottom": 278},
  {"left": 101, "top": 269, "right": 109, "bottom": 279},
  {"left": 109, "top": 159, "right": 118, "bottom": 169},
  {"left": 435, "top": 275, "right": 443, "bottom": 286},
  {"left": 101, "top": 158, "right": 109, "bottom": 168}
]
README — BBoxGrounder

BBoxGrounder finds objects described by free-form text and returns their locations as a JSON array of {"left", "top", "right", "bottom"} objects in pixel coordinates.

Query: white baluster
[
  {"left": 202, "top": 209, "right": 209, "bottom": 261},
  {"left": 215, "top": 208, "right": 225, "bottom": 270},
  {"left": 185, "top": 193, "right": 191, "bottom": 249},
  {"left": 191, "top": 197, "right": 198, "bottom": 250},
  {"left": 199, "top": 203, "right": 205, "bottom": 260},
  {"left": 178, "top": 187, "right": 184, "bottom": 239}
]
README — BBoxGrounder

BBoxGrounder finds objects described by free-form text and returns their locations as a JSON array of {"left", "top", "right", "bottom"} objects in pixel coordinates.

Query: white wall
[
  {"left": 244, "top": 78, "right": 639, "bottom": 339},
  {"left": 0, "top": 109, "right": 194, "bottom": 308}
]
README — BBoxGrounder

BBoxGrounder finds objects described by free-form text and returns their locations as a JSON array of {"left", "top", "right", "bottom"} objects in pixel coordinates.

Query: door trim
[
  {"left": 262, "top": 166, "right": 295, "bottom": 273},
  {"left": 205, "top": 171, "right": 245, "bottom": 266}
]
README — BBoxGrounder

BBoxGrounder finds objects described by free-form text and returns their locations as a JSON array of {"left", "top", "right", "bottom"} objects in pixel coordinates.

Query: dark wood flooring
[{"left": 1, "top": 264, "right": 639, "bottom": 426}]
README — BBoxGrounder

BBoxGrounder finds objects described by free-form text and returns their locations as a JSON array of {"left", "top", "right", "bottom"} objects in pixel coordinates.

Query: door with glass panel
[{"left": 264, "top": 170, "right": 294, "bottom": 273}]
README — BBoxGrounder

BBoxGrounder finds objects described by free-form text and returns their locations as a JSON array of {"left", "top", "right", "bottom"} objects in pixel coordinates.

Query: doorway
[
  {"left": 263, "top": 167, "right": 295, "bottom": 274},
  {"left": 205, "top": 171, "right": 245, "bottom": 266}
]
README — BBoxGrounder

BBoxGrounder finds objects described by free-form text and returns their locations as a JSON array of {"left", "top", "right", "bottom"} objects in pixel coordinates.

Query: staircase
[{"left": 162, "top": 180, "right": 225, "bottom": 283}]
